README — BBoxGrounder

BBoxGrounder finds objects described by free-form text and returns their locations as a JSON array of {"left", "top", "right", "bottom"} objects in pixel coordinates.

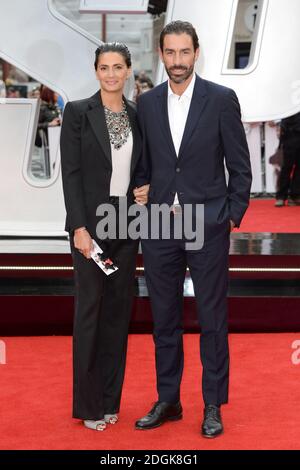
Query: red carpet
[
  {"left": 236, "top": 199, "right": 300, "bottom": 232},
  {"left": 0, "top": 334, "right": 299, "bottom": 450}
]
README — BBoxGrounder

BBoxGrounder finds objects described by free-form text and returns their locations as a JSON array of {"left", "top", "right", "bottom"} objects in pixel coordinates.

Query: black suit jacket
[
  {"left": 135, "top": 75, "right": 252, "bottom": 227},
  {"left": 60, "top": 90, "right": 142, "bottom": 234}
]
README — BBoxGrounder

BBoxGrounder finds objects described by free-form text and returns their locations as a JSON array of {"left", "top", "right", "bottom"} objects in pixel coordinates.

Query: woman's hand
[
  {"left": 48, "top": 117, "right": 61, "bottom": 127},
  {"left": 134, "top": 184, "right": 150, "bottom": 205},
  {"left": 74, "top": 227, "right": 93, "bottom": 259}
]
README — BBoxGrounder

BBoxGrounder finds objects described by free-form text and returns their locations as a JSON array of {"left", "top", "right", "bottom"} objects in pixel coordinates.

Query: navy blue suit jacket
[{"left": 135, "top": 75, "right": 252, "bottom": 227}]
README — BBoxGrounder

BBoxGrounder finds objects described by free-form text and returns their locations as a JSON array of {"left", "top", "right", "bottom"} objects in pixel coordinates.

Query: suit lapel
[
  {"left": 156, "top": 83, "right": 177, "bottom": 159},
  {"left": 86, "top": 91, "right": 112, "bottom": 166},
  {"left": 178, "top": 75, "right": 208, "bottom": 159},
  {"left": 124, "top": 98, "right": 141, "bottom": 178}
]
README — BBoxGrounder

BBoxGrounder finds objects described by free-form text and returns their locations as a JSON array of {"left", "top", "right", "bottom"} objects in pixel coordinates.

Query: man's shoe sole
[
  {"left": 135, "top": 414, "right": 182, "bottom": 430},
  {"left": 201, "top": 429, "right": 223, "bottom": 439}
]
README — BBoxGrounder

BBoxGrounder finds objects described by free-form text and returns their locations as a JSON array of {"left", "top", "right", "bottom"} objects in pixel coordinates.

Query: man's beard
[{"left": 165, "top": 64, "right": 194, "bottom": 84}]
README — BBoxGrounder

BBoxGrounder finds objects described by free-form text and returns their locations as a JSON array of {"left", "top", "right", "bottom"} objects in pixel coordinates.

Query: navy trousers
[{"left": 142, "top": 207, "right": 230, "bottom": 406}]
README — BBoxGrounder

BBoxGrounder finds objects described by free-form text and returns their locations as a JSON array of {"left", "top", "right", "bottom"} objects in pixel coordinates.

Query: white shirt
[
  {"left": 168, "top": 73, "right": 196, "bottom": 205},
  {"left": 109, "top": 131, "right": 133, "bottom": 196}
]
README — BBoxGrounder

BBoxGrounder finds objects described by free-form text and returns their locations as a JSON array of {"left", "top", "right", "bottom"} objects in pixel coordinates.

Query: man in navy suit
[{"left": 134, "top": 21, "right": 252, "bottom": 438}]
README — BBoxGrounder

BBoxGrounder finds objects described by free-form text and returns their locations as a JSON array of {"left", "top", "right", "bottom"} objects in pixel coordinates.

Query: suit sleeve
[
  {"left": 134, "top": 96, "right": 151, "bottom": 187},
  {"left": 220, "top": 89, "right": 252, "bottom": 227},
  {"left": 60, "top": 101, "right": 87, "bottom": 233}
]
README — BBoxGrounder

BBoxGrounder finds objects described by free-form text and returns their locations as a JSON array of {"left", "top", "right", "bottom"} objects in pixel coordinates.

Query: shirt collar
[{"left": 168, "top": 72, "right": 196, "bottom": 100}]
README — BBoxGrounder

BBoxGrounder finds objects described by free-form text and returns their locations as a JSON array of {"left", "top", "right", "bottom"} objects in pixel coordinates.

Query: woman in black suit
[{"left": 60, "top": 43, "right": 146, "bottom": 431}]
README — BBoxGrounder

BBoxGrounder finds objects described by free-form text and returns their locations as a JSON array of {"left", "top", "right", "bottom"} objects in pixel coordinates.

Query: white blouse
[{"left": 109, "top": 131, "right": 133, "bottom": 196}]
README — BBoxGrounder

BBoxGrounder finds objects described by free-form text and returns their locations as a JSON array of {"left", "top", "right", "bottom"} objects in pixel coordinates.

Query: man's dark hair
[
  {"left": 94, "top": 42, "right": 132, "bottom": 70},
  {"left": 159, "top": 20, "right": 199, "bottom": 51}
]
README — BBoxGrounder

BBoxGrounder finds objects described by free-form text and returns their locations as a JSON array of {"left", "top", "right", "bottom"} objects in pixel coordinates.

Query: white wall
[{"left": 159, "top": 0, "right": 300, "bottom": 122}]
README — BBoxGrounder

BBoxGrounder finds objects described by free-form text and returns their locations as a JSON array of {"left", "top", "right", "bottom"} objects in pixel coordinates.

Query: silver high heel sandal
[
  {"left": 104, "top": 414, "right": 119, "bottom": 424},
  {"left": 83, "top": 419, "right": 107, "bottom": 431}
]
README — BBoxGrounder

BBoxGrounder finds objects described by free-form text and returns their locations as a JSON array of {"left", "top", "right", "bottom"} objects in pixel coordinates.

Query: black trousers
[
  {"left": 141, "top": 217, "right": 230, "bottom": 406},
  {"left": 276, "top": 139, "right": 300, "bottom": 200},
  {"left": 71, "top": 237, "right": 138, "bottom": 420}
]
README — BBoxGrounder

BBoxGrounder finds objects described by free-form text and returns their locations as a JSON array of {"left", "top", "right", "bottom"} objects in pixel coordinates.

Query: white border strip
[{"left": 0, "top": 266, "right": 300, "bottom": 273}]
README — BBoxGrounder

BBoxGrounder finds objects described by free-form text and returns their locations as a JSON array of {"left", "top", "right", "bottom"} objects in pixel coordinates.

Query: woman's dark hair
[
  {"left": 159, "top": 20, "right": 199, "bottom": 52},
  {"left": 94, "top": 42, "right": 132, "bottom": 70},
  {"left": 40, "top": 85, "right": 55, "bottom": 104}
]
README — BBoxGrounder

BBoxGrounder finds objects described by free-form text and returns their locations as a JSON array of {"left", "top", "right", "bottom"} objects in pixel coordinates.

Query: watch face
[{"left": 244, "top": 2, "right": 259, "bottom": 33}]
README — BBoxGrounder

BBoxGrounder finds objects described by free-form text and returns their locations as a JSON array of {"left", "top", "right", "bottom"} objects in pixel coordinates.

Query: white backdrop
[
  {"left": 159, "top": 0, "right": 300, "bottom": 122},
  {"left": 0, "top": 0, "right": 299, "bottom": 235}
]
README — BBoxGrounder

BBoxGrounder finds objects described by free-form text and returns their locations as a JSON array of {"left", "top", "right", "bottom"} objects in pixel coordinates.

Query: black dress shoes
[
  {"left": 201, "top": 405, "right": 223, "bottom": 438},
  {"left": 135, "top": 401, "right": 183, "bottom": 430}
]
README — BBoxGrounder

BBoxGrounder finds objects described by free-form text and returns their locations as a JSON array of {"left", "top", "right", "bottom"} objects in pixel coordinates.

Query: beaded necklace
[{"left": 103, "top": 101, "right": 131, "bottom": 150}]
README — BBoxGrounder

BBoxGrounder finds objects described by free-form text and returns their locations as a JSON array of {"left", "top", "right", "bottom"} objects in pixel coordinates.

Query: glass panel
[
  {"left": 30, "top": 86, "right": 63, "bottom": 181},
  {"left": 227, "top": 0, "right": 261, "bottom": 69},
  {"left": 0, "top": 58, "right": 64, "bottom": 182},
  {"left": 52, "top": 0, "right": 167, "bottom": 81}
]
